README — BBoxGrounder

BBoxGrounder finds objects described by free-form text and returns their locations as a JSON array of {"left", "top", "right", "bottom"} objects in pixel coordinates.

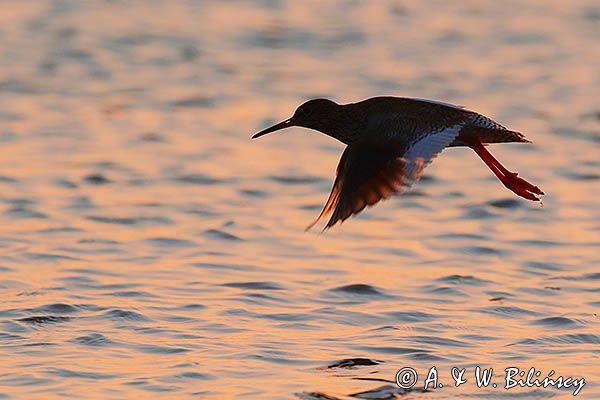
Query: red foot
[
  {"left": 503, "top": 172, "right": 544, "bottom": 195},
  {"left": 498, "top": 173, "right": 543, "bottom": 201},
  {"left": 469, "top": 142, "right": 544, "bottom": 202}
]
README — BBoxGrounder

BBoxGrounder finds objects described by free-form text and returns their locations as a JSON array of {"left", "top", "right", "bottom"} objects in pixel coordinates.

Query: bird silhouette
[{"left": 252, "top": 97, "right": 544, "bottom": 230}]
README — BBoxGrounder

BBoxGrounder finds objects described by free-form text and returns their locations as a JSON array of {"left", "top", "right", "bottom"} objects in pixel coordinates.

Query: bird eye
[{"left": 301, "top": 106, "right": 313, "bottom": 117}]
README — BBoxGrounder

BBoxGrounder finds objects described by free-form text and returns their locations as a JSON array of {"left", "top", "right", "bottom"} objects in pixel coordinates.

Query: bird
[{"left": 252, "top": 97, "right": 544, "bottom": 230}]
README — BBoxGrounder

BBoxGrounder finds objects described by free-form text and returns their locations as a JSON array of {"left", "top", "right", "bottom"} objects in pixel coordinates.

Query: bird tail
[{"left": 452, "top": 126, "right": 531, "bottom": 147}]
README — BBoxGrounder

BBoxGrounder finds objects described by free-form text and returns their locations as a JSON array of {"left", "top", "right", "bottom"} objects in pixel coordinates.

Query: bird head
[{"left": 252, "top": 98, "right": 339, "bottom": 139}]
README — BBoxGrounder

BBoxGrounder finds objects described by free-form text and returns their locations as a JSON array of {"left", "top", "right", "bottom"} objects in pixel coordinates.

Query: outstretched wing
[{"left": 308, "top": 123, "right": 464, "bottom": 230}]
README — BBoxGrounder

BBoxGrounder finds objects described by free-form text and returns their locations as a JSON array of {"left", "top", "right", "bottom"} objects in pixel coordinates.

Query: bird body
[{"left": 252, "top": 97, "right": 544, "bottom": 229}]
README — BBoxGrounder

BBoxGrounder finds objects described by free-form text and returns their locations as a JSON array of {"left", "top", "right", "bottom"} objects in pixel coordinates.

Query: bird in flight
[{"left": 252, "top": 97, "right": 544, "bottom": 230}]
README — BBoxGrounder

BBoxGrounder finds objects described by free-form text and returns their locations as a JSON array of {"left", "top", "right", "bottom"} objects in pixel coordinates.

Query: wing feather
[
  {"left": 402, "top": 123, "right": 465, "bottom": 183},
  {"left": 308, "top": 124, "right": 465, "bottom": 230}
]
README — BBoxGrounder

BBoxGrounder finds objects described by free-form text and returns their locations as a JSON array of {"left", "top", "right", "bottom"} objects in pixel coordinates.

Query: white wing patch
[
  {"left": 406, "top": 97, "right": 465, "bottom": 110},
  {"left": 402, "top": 123, "right": 465, "bottom": 185}
]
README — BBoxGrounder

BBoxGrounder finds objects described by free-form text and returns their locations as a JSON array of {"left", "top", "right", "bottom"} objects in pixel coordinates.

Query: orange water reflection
[{"left": 0, "top": 1, "right": 598, "bottom": 399}]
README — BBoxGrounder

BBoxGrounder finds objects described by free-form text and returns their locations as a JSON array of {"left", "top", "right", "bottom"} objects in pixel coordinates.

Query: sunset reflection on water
[{"left": 0, "top": 1, "right": 598, "bottom": 399}]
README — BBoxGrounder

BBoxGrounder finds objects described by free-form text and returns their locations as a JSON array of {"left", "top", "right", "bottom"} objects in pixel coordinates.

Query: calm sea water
[{"left": 0, "top": 1, "right": 598, "bottom": 399}]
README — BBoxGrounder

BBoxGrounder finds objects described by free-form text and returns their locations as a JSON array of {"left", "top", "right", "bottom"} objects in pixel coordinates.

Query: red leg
[{"left": 469, "top": 142, "right": 544, "bottom": 201}]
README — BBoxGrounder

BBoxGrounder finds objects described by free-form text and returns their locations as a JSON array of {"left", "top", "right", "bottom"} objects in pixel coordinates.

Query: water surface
[{"left": 0, "top": 1, "right": 598, "bottom": 399}]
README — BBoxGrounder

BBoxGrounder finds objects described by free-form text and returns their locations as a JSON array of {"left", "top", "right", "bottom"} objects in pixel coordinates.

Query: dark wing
[
  {"left": 308, "top": 123, "right": 465, "bottom": 230},
  {"left": 306, "top": 141, "right": 404, "bottom": 231}
]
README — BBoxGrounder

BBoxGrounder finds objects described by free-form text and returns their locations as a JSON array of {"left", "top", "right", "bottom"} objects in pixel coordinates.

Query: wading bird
[{"left": 252, "top": 97, "right": 544, "bottom": 230}]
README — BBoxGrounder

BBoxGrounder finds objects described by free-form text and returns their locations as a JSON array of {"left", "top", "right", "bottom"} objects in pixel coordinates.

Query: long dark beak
[{"left": 252, "top": 118, "right": 294, "bottom": 139}]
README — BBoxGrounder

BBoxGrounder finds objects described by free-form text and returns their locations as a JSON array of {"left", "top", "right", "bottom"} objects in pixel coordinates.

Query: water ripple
[
  {"left": 203, "top": 229, "right": 243, "bottom": 241},
  {"left": 145, "top": 237, "right": 196, "bottom": 247},
  {"left": 331, "top": 284, "right": 386, "bottom": 296},
  {"left": 46, "top": 368, "right": 117, "bottom": 380},
  {"left": 25, "top": 303, "right": 80, "bottom": 314},
  {"left": 327, "top": 358, "right": 381, "bottom": 369},
  {"left": 102, "top": 309, "right": 149, "bottom": 322},
  {"left": 516, "top": 333, "right": 600, "bottom": 346},
  {"left": 87, "top": 215, "right": 173, "bottom": 225},
  {"left": 70, "top": 333, "right": 116, "bottom": 347},
  {"left": 222, "top": 281, "right": 284, "bottom": 290},
  {"left": 384, "top": 311, "right": 437, "bottom": 322},
  {"left": 531, "top": 316, "right": 584, "bottom": 328},
  {"left": 17, "top": 316, "right": 71, "bottom": 325}
]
